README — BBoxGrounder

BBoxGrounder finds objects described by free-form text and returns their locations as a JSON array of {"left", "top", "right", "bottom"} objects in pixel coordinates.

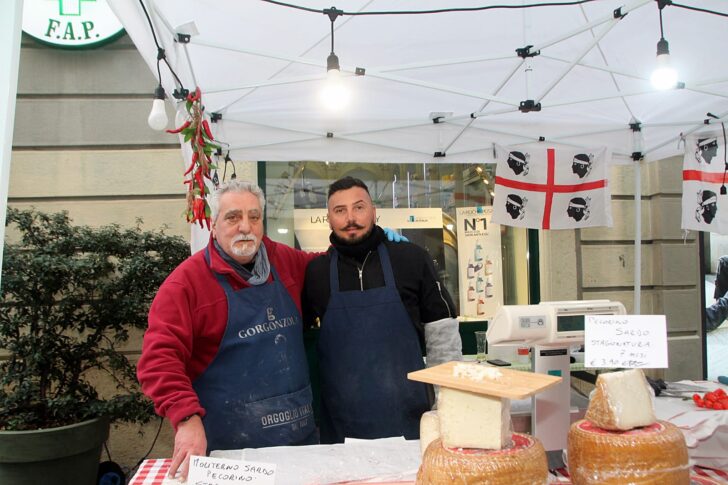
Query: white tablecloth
[{"left": 654, "top": 380, "right": 728, "bottom": 470}]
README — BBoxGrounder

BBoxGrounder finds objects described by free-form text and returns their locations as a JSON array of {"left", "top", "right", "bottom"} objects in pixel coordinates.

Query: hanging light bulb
[
  {"left": 320, "top": 65, "right": 350, "bottom": 111},
  {"left": 650, "top": 38, "right": 677, "bottom": 90},
  {"left": 319, "top": 7, "right": 350, "bottom": 111},
  {"left": 148, "top": 85, "right": 169, "bottom": 130},
  {"left": 650, "top": 2, "right": 678, "bottom": 90}
]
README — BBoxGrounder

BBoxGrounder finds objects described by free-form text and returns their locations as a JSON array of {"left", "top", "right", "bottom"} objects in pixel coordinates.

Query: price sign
[{"left": 585, "top": 315, "right": 667, "bottom": 369}]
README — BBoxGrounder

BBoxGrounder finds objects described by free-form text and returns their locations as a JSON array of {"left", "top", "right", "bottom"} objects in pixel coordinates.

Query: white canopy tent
[
  {"left": 110, "top": 0, "right": 728, "bottom": 315},
  {"left": 108, "top": 0, "right": 728, "bottom": 164}
]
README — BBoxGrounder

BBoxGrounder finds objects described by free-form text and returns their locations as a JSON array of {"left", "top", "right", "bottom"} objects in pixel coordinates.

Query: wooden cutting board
[{"left": 408, "top": 361, "right": 562, "bottom": 399}]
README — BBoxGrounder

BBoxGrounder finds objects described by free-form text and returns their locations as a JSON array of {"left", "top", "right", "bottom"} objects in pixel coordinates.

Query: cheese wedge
[
  {"left": 585, "top": 369, "right": 656, "bottom": 431},
  {"left": 437, "top": 387, "right": 511, "bottom": 450},
  {"left": 419, "top": 411, "right": 440, "bottom": 456}
]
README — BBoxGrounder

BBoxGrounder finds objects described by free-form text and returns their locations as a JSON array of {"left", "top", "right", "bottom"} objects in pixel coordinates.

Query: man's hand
[
  {"left": 382, "top": 227, "right": 409, "bottom": 243},
  {"left": 168, "top": 415, "right": 207, "bottom": 481}
]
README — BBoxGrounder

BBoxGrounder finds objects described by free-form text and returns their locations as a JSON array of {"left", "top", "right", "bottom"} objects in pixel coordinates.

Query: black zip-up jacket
[{"left": 302, "top": 229, "right": 455, "bottom": 347}]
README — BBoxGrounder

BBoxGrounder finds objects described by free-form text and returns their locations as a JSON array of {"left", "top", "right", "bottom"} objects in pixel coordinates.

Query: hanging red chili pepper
[{"left": 167, "top": 86, "right": 219, "bottom": 229}]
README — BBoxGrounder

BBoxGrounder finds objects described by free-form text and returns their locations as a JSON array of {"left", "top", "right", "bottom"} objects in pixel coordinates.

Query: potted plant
[{"left": 0, "top": 207, "right": 189, "bottom": 485}]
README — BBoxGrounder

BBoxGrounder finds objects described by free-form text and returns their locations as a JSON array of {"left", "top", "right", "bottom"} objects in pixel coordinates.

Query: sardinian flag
[
  {"left": 492, "top": 145, "right": 612, "bottom": 230},
  {"left": 681, "top": 133, "right": 728, "bottom": 234}
]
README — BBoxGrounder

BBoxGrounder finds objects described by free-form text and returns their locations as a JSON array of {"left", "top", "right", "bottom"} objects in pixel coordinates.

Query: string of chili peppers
[{"left": 167, "top": 87, "right": 219, "bottom": 230}]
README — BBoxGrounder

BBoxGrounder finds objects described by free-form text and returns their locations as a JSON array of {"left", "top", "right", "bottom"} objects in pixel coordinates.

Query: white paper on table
[{"left": 212, "top": 437, "right": 421, "bottom": 485}]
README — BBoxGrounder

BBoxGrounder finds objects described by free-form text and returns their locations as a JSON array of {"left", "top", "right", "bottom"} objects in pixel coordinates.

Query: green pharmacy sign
[{"left": 23, "top": 0, "right": 125, "bottom": 48}]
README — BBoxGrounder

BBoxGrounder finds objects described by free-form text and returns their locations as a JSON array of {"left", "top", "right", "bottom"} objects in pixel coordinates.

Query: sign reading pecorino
[{"left": 23, "top": 0, "right": 124, "bottom": 48}]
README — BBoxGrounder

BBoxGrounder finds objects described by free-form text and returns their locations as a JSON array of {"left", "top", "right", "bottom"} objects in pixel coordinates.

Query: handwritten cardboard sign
[
  {"left": 585, "top": 315, "right": 667, "bottom": 369},
  {"left": 187, "top": 456, "right": 276, "bottom": 485}
]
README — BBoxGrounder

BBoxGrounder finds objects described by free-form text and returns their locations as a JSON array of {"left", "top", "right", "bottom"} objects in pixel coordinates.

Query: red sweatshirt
[{"left": 138, "top": 237, "right": 316, "bottom": 429}]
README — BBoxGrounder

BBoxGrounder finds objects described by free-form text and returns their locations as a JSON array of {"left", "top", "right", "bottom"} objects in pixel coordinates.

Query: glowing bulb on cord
[
  {"left": 148, "top": 85, "right": 169, "bottom": 130},
  {"left": 320, "top": 53, "right": 350, "bottom": 111},
  {"left": 320, "top": 67, "right": 350, "bottom": 111},
  {"left": 650, "top": 38, "right": 678, "bottom": 90}
]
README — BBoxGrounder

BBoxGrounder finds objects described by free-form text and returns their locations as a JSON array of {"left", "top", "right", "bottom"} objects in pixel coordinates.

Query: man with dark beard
[
  {"left": 138, "top": 180, "right": 318, "bottom": 480},
  {"left": 302, "top": 176, "right": 461, "bottom": 444}
]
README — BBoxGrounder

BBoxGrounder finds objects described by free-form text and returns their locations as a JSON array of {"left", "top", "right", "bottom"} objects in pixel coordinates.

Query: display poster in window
[
  {"left": 456, "top": 207, "right": 503, "bottom": 318},
  {"left": 294, "top": 207, "right": 445, "bottom": 271}
]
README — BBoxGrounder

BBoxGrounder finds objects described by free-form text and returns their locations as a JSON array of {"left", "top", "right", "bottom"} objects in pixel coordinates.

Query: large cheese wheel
[
  {"left": 416, "top": 434, "right": 548, "bottom": 485},
  {"left": 567, "top": 419, "right": 689, "bottom": 485}
]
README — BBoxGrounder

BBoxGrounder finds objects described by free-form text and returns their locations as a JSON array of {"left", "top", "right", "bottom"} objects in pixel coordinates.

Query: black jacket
[{"left": 302, "top": 229, "right": 455, "bottom": 345}]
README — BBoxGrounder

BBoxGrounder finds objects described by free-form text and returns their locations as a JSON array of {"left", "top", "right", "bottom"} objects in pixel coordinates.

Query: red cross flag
[
  {"left": 492, "top": 145, "right": 612, "bottom": 230},
  {"left": 681, "top": 133, "right": 728, "bottom": 234}
]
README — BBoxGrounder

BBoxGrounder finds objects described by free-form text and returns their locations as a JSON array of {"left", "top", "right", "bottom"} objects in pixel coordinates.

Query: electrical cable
[
  {"left": 138, "top": 0, "right": 185, "bottom": 90},
  {"left": 670, "top": 2, "right": 728, "bottom": 17},
  {"left": 126, "top": 417, "right": 165, "bottom": 480},
  {"left": 260, "top": 0, "right": 728, "bottom": 19},
  {"left": 260, "top": 0, "right": 601, "bottom": 16},
  {"left": 719, "top": 121, "right": 727, "bottom": 194}
]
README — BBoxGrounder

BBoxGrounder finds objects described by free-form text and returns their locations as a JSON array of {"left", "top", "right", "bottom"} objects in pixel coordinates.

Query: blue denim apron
[
  {"left": 193, "top": 250, "right": 316, "bottom": 452},
  {"left": 318, "top": 244, "right": 430, "bottom": 443}
]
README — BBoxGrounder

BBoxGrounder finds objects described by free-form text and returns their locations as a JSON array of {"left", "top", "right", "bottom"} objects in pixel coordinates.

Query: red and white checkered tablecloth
[{"left": 129, "top": 458, "right": 728, "bottom": 485}]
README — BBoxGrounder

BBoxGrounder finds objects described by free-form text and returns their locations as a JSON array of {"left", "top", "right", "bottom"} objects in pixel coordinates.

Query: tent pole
[
  {"left": 634, "top": 159, "right": 642, "bottom": 314},
  {"left": 0, "top": 0, "right": 23, "bottom": 288}
]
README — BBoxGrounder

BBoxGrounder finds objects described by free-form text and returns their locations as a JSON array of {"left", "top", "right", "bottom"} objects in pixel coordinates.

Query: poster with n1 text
[
  {"left": 585, "top": 315, "right": 668, "bottom": 369},
  {"left": 456, "top": 207, "right": 503, "bottom": 318}
]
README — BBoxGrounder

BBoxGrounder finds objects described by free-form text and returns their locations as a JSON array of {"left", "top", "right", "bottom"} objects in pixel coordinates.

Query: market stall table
[{"left": 129, "top": 455, "right": 728, "bottom": 484}]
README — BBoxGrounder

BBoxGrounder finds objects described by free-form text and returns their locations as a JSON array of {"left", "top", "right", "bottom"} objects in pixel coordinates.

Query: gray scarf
[{"left": 214, "top": 239, "right": 271, "bottom": 286}]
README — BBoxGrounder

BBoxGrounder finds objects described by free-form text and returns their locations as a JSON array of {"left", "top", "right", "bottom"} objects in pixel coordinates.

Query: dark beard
[{"left": 330, "top": 225, "right": 385, "bottom": 260}]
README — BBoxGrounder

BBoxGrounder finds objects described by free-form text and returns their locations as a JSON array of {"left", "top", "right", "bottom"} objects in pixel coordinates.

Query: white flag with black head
[
  {"left": 681, "top": 133, "right": 728, "bottom": 234},
  {"left": 492, "top": 145, "right": 612, "bottom": 230}
]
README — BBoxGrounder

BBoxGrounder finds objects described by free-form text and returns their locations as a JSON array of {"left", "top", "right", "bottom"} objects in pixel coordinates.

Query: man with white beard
[{"left": 138, "top": 180, "right": 318, "bottom": 480}]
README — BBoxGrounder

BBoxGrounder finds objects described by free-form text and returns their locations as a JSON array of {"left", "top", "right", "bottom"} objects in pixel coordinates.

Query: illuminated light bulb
[
  {"left": 148, "top": 85, "right": 168, "bottom": 130},
  {"left": 319, "top": 68, "right": 350, "bottom": 111},
  {"left": 650, "top": 39, "right": 678, "bottom": 90}
]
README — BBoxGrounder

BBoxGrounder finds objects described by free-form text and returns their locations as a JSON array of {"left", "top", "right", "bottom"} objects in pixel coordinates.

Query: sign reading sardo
[{"left": 23, "top": 0, "right": 124, "bottom": 48}]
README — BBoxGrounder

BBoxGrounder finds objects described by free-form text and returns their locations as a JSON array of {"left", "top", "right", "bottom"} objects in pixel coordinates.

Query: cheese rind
[
  {"left": 585, "top": 368, "right": 656, "bottom": 430},
  {"left": 437, "top": 387, "right": 511, "bottom": 449},
  {"left": 419, "top": 411, "right": 440, "bottom": 457},
  {"left": 567, "top": 419, "right": 689, "bottom": 485},
  {"left": 416, "top": 435, "right": 548, "bottom": 485}
]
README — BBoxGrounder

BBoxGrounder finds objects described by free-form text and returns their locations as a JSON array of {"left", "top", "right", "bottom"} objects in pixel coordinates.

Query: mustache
[
  {"left": 232, "top": 234, "right": 257, "bottom": 243},
  {"left": 343, "top": 223, "right": 365, "bottom": 230}
]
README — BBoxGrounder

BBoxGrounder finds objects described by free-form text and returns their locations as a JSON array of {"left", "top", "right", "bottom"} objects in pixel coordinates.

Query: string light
[
  {"left": 650, "top": 1, "right": 678, "bottom": 90},
  {"left": 147, "top": 85, "right": 168, "bottom": 130},
  {"left": 320, "top": 7, "right": 350, "bottom": 111},
  {"left": 138, "top": 0, "right": 189, "bottom": 130}
]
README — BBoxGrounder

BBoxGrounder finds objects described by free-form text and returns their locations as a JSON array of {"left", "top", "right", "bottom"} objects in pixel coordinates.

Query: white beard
[{"left": 229, "top": 234, "right": 258, "bottom": 258}]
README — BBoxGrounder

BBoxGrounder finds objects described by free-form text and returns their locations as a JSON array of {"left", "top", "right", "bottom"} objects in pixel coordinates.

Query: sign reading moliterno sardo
[
  {"left": 187, "top": 456, "right": 276, "bottom": 485},
  {"left": 23, "top": 0, "right": 124, "bottom": 48}
]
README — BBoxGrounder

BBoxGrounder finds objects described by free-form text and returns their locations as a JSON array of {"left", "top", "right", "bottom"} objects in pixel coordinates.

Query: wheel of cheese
[
  {"left": 416, "top": 434, "right": 548, "bottom": 485},
  {"left": 567, "top": 419, "right": 689, "bottom": 485}
]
